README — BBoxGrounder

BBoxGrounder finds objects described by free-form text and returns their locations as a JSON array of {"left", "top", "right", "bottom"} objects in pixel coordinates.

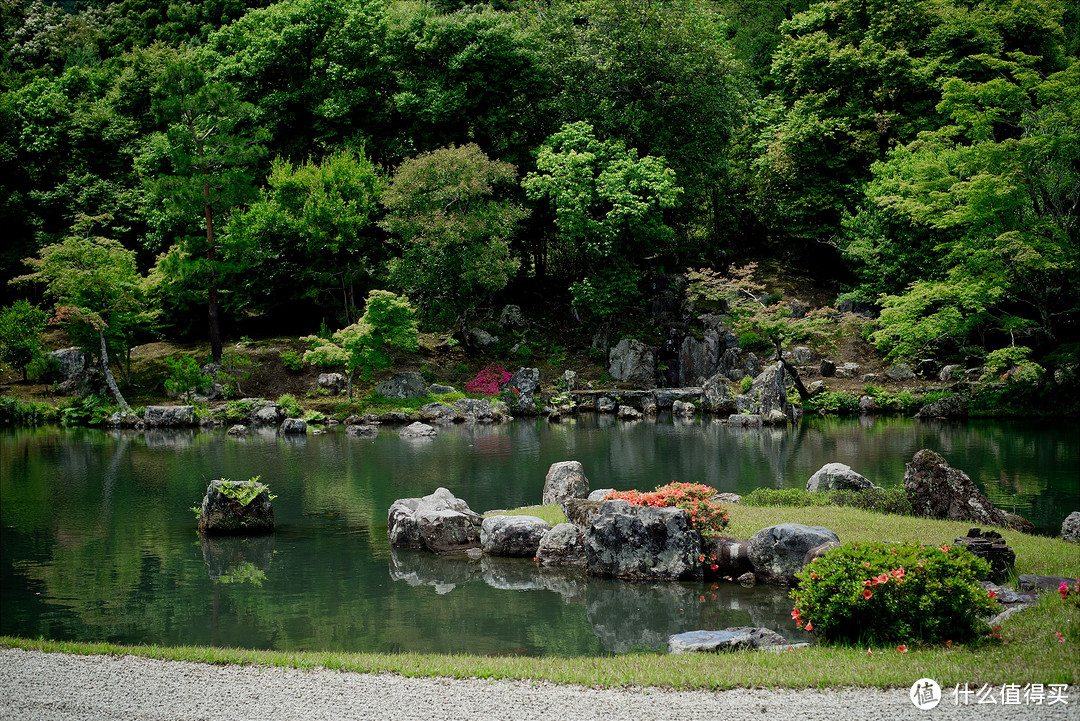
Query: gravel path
[{"left": 1, "top": 648, "right": 1076, "bottom": 721}]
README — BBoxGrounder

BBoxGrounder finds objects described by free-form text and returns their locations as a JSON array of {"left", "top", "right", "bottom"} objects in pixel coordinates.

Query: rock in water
[
  {"left": 542, "top": 461, "right": 590, "bottom": 507},
  {"left": 536, "top": 523, "right": 586, "bottom": 565},
  {"left": 747, "top": 523, "right": 840, "bottom": 584},
  {"left": 903, "top": 449, "right": 1008, "bottom": 526},
  {"left": 387, "top": 487, "right": 483, "bottom": 553},
  {"left": 197, "top": 479, "right": 275, "bottom": 535},
  {"left": 586, "top": 500, "right": 701, "bottom": 580},
  {"left": 481, "top": 515, "right": 552, "bottom": 557}
]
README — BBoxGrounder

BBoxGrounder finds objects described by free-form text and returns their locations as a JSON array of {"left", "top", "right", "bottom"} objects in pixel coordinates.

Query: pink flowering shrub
[
  {"left": 465, "top": 364, "right": 513, "bottom": 396},
  {"left": 605, "top": 482, "right": 729, "bottom": 537},
  {"left": 790, "top": 541, "right": 999, "bottom": 644}
]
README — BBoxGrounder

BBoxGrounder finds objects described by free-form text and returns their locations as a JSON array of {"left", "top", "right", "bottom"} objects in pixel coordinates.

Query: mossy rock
[{"left": 197, "top": 479, "right": 275, "bottom": 535}]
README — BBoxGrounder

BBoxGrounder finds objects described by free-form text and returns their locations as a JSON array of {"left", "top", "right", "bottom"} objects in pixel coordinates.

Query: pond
[{"left": 2, "top": 415, "right": 1077, "bottom": 656}]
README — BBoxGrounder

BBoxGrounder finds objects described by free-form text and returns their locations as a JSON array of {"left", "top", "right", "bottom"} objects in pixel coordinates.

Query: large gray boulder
[
  {"left": 278, "top": 418, "right": 307, "bottom": 435},
  {"left": 451, "top": 398, "right": 502, "bottom": 423},
  {"left": 805, "top": 463, "right": 876, "bottom": 492},
  {"left": 375, "top": 372, "right": 427, "bottom": 400},
  {"left": 915, "top": 395, "right": 968, "bottom": 420},
  {"left": 400, "top": 422, "right": 437, "bottom": 438},
  {"left": 504, "top": 367, "right": 540, "bottom": 414},
  {"left": 672, "top": 400, "right": 696, "bottom": 417},
  {"left": 480, "top": 515, "right": 551, "bottom": 557},
  {"left": 317, "top": 373, "right": 346, "bottom": 394},
  {"left": 1064, "top": 512, "right": 1080, "bottom": 543},
  {"left": 249, "top": 401, "right": 285, "bottom": 425},
  {"left": 542, "top": 461, "right": 590, "bottom": 507},
  {"left": 904, "top": 449, "right": 1008, "bottom": 526},
  {"left": 388, "top": 488, "right": 483, "bottom": 553},
  {"left": 748, "top": 362, "right": 790, "bottom": 425},
  {"left": 701, "top": 373, "right": 737, "bottom": 415},
  {"left": 608, "top": 339, "right": 656, "bottom": 388},
  {"left": 585, "top": 500, "right": 701, "bottom": 580},
  {"left": 197, "top": 479, "right": 275, "bottom": 535},
  {"left": 144, "top": 405, "right": 196, "bottom": 428},
  {"left": 419, "top": 402, "right": 460, "bottom": 424},
  {"left": 668, "top": 627, "right": 787, "bottom": 654},
  {"left": 536, "top": 523, "right": 586, "bottom": 565},
  {"left": 679, "top": 333, "right": 721, "bottom": 386},
  {"left": 748, "top": 523, "right": 840, "bottom": 584}
]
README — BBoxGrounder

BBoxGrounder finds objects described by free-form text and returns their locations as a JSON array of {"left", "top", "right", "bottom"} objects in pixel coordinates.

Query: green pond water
[{"left": 2, "top": 415, "right": 1077, "bottom": 656}]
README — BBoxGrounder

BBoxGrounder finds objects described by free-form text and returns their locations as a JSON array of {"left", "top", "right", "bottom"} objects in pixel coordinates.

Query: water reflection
[
  {"left": 201, "top": 535, "right": 275, "bottom": 585},
  {"left": 1, "top": 416, "right": 1077, "bottom": 656},
  {"left": 387, "top": 548, "right": 809, "bottom": 652}
]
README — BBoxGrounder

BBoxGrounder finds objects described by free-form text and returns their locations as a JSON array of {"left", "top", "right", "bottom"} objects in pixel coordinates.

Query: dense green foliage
[
  {"left": 0, "top": 299, "right": 48, "bottom": 380},
  {"left": 0, "top": 0, "right": 1076, "bottom": 386},
  {"left": 791, "top": 542, "right": 999, "bottom": 644}
]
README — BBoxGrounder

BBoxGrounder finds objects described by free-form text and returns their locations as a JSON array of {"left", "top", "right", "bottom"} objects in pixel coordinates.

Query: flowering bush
[
  {"left": 1061, "top": 579, "right": 1080, "bottom": 610},
  {"left": 465, "top": 364, "right": 513, "bottom": 396},
  {"left": 604, "top": 482, "right": 730, "bottom": 537},
  {"left": 790, "top": 541, "right": 999, "bottom": 644}
]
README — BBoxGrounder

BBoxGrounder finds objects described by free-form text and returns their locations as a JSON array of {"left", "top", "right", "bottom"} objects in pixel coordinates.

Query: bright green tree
[
  {"left": 750, "top": 0, "right": 1071, "bottom": 247},
  {"left": 868, "top": 57, "right": 1080, "bottom": 361},
  {"left": 522, "top": 121, "right": 682, "bottom": 321},
  {"left": 380, "top": 143, "right": 525, "bottom": 335},
  {"left": 0, "top": 299, "right": 49, "bottom": 381},
  {"left": 302, "top": 290, "right": 419, "bottom": 398},
  {"left": 13, "top": 214, "right": 149, "bottom": 410},
  {"left": 227, "top": 149, "right": 382, "bottom": 324}
]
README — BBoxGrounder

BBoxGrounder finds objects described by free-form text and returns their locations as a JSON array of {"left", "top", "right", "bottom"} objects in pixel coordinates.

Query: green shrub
[
  {"left": 742, "top": 487, "right": 912, "bottom": 516},
  {"left": 803, "top": 391, "right": 860, "bottom": 414},
  {"left": 280, "top": 350, "right": 304, "bottom": 372},
  {"left": 222, "top": 399, "right": 255, "bottom": 422},
  {"left": 791, "top": 541, "right": 999, "bottom": 644},
  {"left": 277, "top": 393, "right": 303, "bottom": 418},
  {"left": 0, "top": 395, "right": 60, "bottom": 425},
  {"left": 60, "top": 394, "right": 115, "bottom": 426},
  {"left": 163, "top": 357, "right": 211, "bottom": 401},
  {"left": 739, "top": 375, "right": 753, "bottom": 394}
]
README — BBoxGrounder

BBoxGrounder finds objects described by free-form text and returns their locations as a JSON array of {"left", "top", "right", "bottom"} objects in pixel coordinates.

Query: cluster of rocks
[{"left": 387, "top": 461, "right": 842, "bottom": 591}]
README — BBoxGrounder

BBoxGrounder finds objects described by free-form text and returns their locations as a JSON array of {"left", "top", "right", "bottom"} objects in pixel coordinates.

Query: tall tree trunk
[
  {"left": 203, "top": 180, "right": 223, "bottom": 365},
  {"left": 188, "top": 116, "right": 223, "bottom": 365},
  {"left": 99, "top": 330, "right": 130, "bottom": 411}
]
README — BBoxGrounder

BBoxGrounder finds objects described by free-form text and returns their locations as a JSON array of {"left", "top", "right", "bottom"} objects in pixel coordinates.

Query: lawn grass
[
  {"left": 3, "top": 506, "right": 1077, "bottom": 690},
  {"left": 492, "top": 504, "right": 568, "bottom": 526}
]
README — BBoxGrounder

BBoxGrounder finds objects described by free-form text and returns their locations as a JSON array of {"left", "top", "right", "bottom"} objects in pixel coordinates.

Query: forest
[{"left": 1, "top": 0, "right": 1078, "bottom": 407}]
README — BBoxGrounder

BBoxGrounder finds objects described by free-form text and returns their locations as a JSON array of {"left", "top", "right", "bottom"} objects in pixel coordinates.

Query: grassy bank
[{"left": 3, "top": 506, "right": 1077, "bottom": 689}]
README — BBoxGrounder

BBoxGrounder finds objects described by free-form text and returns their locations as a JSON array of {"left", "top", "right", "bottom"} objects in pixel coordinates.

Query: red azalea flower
[
  {"left": 892, "top": 567, "right": 905, "bottom": 579},
  {"left": 1060, "top": 582, "right": 1069, "bottom": 600},
  {"left": 988, "top": 590, "right": 997, "bottom": 599},
  {"left": 699, "top": 595, "right": 705, "bottom": 603},
  {"left": 940, "top": 544, "right": 950, "bottom": 553},
  {"left": 1055, "top": 632, "right": 1065, "bottom": 643},
  {"left": 863, "top": 562, "right": 871, "bottom": 568},
  {"left": 876, "top": 574, "right": 889, "bottom": 585},
  {"left": 863, "top": 589, "right": 873, "bottom": 600},
  {"left": 897, "top": 644, "right": 907, "bottom": 654},
  {"left": 710, "top": 564, "right": 719, "bottom": 571},
  {"left": 866, "top": 648, "right": 873, "bottom": 655}
]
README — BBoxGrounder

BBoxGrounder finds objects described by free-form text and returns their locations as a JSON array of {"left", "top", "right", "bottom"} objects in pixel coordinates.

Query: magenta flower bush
[{"left": 465, "top": 364, "right": 513, "bottom": 396}]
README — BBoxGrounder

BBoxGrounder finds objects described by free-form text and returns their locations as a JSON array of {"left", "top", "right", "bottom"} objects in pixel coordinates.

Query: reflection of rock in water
[
  {"left": 482, "top": 556, "right": 544, "bottom": 591},
  {"left": 142, "top": 429, "right": 198, "bottom": 450},
  {"left": 388, "top": 547, "right": 482, "bottom": 595},
  {"left": 480, "top": 557, "right": 589, "bottom": 603},
  {"left": 584, "top": 580, "right": 809, "bottom": 653},
  {"left": 201, "top": 534, "right": 275, "bottom": 585}
]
